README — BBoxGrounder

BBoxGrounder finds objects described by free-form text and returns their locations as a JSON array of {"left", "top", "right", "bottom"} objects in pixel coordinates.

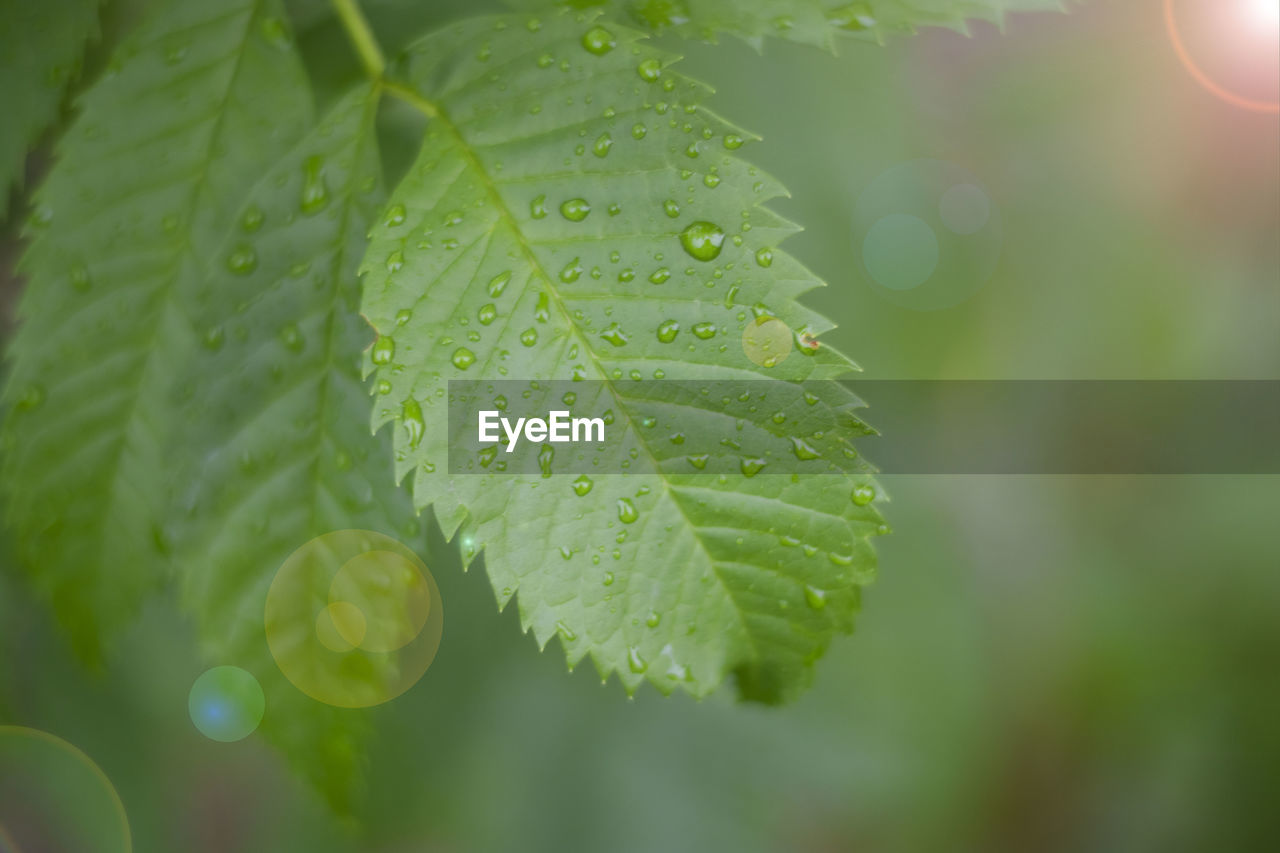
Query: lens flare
[
  {"left": 0, "top": 727, "right": 131, "bottom": 853},
  {"left": 1165, "top": 0, "right": 1280, "bottom": 113},
  {"left": 265, "top": 530, "right": 442, "bottom": 708}
]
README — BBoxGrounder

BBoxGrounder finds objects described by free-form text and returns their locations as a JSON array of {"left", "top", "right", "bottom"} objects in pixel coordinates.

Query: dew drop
[
  {"left": 402, "top": 398, "right": 425, "bottom": 449},
  {"left": 600, "top": 323, "right": 628, "bottom": 347},
  {"left": 755, "top": 247, "right": 774, "bottom": 268},
  {"left": 560, "top": 258, "right": 583, "bottom": 282},
  {"left": 478, "top": 303, "right": 497, "bottom": 325},
  {"left": 572, "top": 474, "right": 593, "bottom": 496},
  {"left": 452, "top": 347, "right": 476, "bottom": 370},
  {"left": 582, "top": 26, "right": 616, "bottom": 55},
  {"left": 560, "top": 198, "right": 591, "bottom": 221},
  {"left": 592, "top": 133, "right": 613, "bottom": 158},
  {"left": 530, "top": 194, "right": 548, "bottom": 219},
  {"left": 617, "top": 498, "right": 639, "bottom": 524},
  {"left": 656, "top": 319, "right": 680, "bottom": 343},
  {"left": 692, "top": 322, "right": 717, "bottom": 339},
  {"left": 279, "top": 324, "right": 303, "bottom": 352},
  {"left": 804, "top": 585, "right": 827, "bottom": 610},
  {"left": 520, "top": 327, "right": 538, "bottom": 347},
  {"left": 300, "top": 155, "right": 330, "bottom": 215},
  {"left": 628, "top": 647, "right": 648, "bottom": 673},
  {"left": 69, "top": 264, "right": 91, "bottom": 292},
  {"left": 487, "top": 270, "right": 511, "bottom": 297},
  {"left": 371, "top": 335, "right": 395, "bottom": 365},
  {"left": 679, "top": 221, "right": 725, "bottom": 262},
  {"left": 663, "top": 199, "right": 680, "bottom": 218},
  {"left": 740, "top": 457, "right": 767, "bottom": 477},
  {"left": 637, "top": 58, "right": 662, "bottom": 82},
  {"left": 851, "top": 484, "right": 876, "bottom": 506},
  {"left": 226, "top": 245, "right": 257, "bottom": 275},
  {"left": 790, "top": 437, "right": 821, "bottom": 460},
  {"left": 241, "top": 205, "right": 264, "bottom": 232}
]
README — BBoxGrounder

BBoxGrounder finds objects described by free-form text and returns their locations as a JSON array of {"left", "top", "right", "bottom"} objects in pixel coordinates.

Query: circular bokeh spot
[
  {"left": 853, "top": 160, "right": 1003, "bottom": 310},
  {"left": 188, "top": 666, "right": 265, "bottom": 743},
  {"left": 862, "top": 214, "right": 940, "bottom": 290},
  {"left": 741, "top": 317, "right": 794, "bottom": 368},
  {"left": 265, "top": 530, "right": 442, "bottom": 708},
  {"left": 938, "top": 184, "right": 991, "bottom": 235},
  {"left": 317, "top": 601, "right": 367, "bottom": 652},
  {"left": 0, "top": 727, "right": 131, "bottom": 853}
]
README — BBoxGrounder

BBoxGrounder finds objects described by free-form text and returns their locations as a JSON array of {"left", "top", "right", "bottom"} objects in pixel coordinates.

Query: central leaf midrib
[
  {"left": 398, "top": 86, "right": 765, "bottom": 669},
  {"left": 99, "top": 0, "right": 272, "bottom": 544}
]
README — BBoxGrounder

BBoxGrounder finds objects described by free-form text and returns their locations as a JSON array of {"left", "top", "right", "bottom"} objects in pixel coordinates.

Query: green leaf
[
  {"left": 0, "top": 0, "right": 102, "bottom": 207},
  {"left": 0, "top": 0, "right": 312, "bottom": 659},
  {"left": 517, "top": 0, "right": 1070, "bottom": 49},
  {"left": 361, "top": 10, "right": 886, "bottom": 702},
  {"left": 173, "top": 83, "right": 419, "bottom": 812}
]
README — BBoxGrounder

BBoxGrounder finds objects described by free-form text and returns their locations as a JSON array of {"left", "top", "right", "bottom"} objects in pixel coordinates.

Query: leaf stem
[
  {"left": 380, "top": 81, "right": 438, "bottom": 118},
  {"left": 332, "top": 0, "right": 385, "bottom": 80}
]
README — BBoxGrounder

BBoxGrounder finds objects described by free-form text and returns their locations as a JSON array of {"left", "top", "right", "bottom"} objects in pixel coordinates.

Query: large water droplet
[
  {"left": 452, "top": 347, "right": 476, "bottom": 370},
  {"left": 402, "top": 398, "right": 425, "bottom": 449},
  {"left": 560, "top": 258, "right": 583, "bottom": 282},
  {"left": 300, "top": 155, "right": 330, "bottom": 215},
  {"left": 804, "top": 585, "right": 827, "bottom": 610},
  {"left": 478, "top": 304, "right": 497, "bottom": 325},
  {"left": 530, "top": 194, "right": 548, "bottom": 219},
  {"left": 740, "top": 457, "right": 767, "bottom": 477},
  {"left": 593, "top": 133, "right": 613, "bottom": 158},
  {"left": 371, "top": 335, "right": 395, "bottom": 365},
  {"left": 600, "top": 323, "right": 628, "bottom": 347},
  {"left": 851, "top": 484, "right": 876, "bottom": 506},
  {"left": 628, "top": 646, "right": 648, "bottom": 673},
  {"left": 572, "top": 474, "right": 593, "bottom": 496},
  {"left": 560, "top": 198, "right": 591, "bottom": 221},
  {"left": 692, "top": 322, "right": 716, "bottom": 339},
  {"left": 790, "top": 437, "right": 821, "bottom": 460},
  {"left": 520, "top": 327, "right": 538, "bottom": 347},
  {"left": 637, "top": 58, "right": 662, "bottom": 82},
  {"left": 679, "top": 221, "right": 725, "bottom": 262},
  {"left": 582, "top": 26, "right": 617, "bottom": 55},
  {"left": 617, "top": 498, "right": 639, "bottom": 524},
  {"left": 488, "top": 270, "right": 511, "bottom": 297},
  {"left": 656, "top": 319, "right": 679, "bottom": 343}
]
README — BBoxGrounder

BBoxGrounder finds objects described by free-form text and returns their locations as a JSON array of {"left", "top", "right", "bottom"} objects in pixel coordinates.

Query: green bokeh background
[{"left": 2, "top": 1, "right": 1277, "bottom": 850}]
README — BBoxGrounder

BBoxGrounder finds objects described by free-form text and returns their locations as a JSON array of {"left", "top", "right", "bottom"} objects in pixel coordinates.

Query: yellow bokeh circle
[
  {"left": 742, "top": 317, "right": 794, "bottom": 368},
  {"left": 265, "top": 530, "right": 442, "bottom": 708}
]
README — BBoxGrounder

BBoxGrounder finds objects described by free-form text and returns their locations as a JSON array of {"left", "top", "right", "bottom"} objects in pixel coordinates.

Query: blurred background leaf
[{"left": 1, "top": 0, "right": 1277, "bottom": 850}]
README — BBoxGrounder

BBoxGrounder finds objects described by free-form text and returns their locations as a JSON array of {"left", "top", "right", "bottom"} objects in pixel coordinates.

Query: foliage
[{"left": 0, "top": 0, "right": 1062, "bottom": 807}]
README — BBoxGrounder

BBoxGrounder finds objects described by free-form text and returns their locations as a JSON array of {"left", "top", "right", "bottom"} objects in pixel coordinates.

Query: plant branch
[{"left": 332, "top": 0, "right": 385, "bottom": 80}]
